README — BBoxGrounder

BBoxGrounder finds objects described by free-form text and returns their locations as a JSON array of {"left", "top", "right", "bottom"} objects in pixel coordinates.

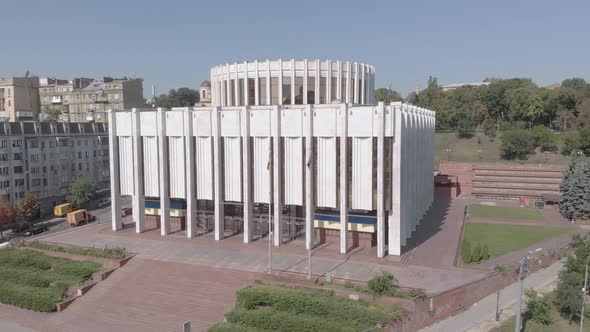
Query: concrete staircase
[{"left": 471, "top": 164, "right": 565, "bottom": 199}]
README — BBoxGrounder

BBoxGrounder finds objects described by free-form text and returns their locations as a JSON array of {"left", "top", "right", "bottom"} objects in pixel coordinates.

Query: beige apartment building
[
  {"left": 0, "top": 77, "right": 41, "bottom": 122},
  {"left": 39, "top": 77, "right": 143, "bottom": 123}
]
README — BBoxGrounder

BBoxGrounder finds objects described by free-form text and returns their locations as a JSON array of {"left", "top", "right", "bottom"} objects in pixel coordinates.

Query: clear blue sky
[{"left": 2, "top": 0, "right": 589, "bottom": 98}]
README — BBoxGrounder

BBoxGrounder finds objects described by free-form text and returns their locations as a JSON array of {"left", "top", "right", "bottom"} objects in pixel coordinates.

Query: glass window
[
  {"left": 238, "top": 78, "right": 245, "bottom": 106},
  {"left": 331, "top": 78, "right": 338, "bottom": 102},
  {"left": 294, "top": 77, "right": 304, "bottom": 105},
  {"left": 341, "top": 79, "right": 347, "bottom": 103},
  {"left": 281, "top": 77, "right": 291, "bottom": 104},
  {"left": 259, "top": 78, "right": 267, "bottom": 105},
  {"left": 270, "top": 78, "right": 279, "bottom": 105},
  {"left": 248, "top": 79, "right": 255, "bottom": 105},
  {"left": 307, "top": 77, "right": 315, "bottom": 104},
  {"left": 319, "top": 77, "right": 326, "bottom": 104}
]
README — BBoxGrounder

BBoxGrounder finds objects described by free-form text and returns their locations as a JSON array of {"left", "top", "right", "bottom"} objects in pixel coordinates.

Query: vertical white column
[
  {"left": 326, "top": 60, "right": 332, "bottom": 103},
  {"left": 131, "top": 108, "right": 145, "bottom": 233},
  {"left": 377, "top": 102, "right": 385, "bottom": 257},
  {"left": 290, "top": 59, "right": 295, "bottom": 105},
  {"left": 400, "top": 105, "right": 408, "bottom": 246},
  {"left": 185, "top": 108, "right": 196, "bottom": 238},
  {"left": 273, "top": 105, "right": 282, "bottom": 246},
  {"left": 337, "top": 60, "right": 342, "bottom": 102},
  {"left": 303, "top": 60, "right": 308, "bottom": 105},
  {"left": 411, "top": 107, "right": 418, "bottom": 232},
  {"left": 233, "top": 63, "right": 239, "bottom": 106},
  {"left": 157, "top": 108, "right": 170, "bottom": 236},
  {"left": 108, "top": 109, "right": 122, "bottom": 231},
  {"left": 353, "top": 63, "right": 359, "bottom": 104},
  {"left": 226, "top": 64, "right": 231, "bottom": 106},
  {"left": 213, "top": 108, "right": 224, "bottom": 240},
  {"left": 220, "top": 66, "right": 226, "bottom": 107},
  {"left": 389, "top": 103, "right": 402, "bottom": 255},
  {"left": 305, "top": 104, "right": 314, "bottom": 250},
  {"left": 266, "top": 60, "right": 271, "bottom": 106},
  {"left": 278, "top": 59, "right": 283, "bottom": 105},
  {"left": 346, "top": 62, "right": 352, "bottom": 104},
  {"left": 339, "top": 103, "right": 348, "bottom": 254},
  {"left": 254, "top": 61, "right": 260, "bottom": 106},
  {"left": 242, "top": 106, "right": 252, "bottom": 243},
  {"left": 243, "top": 61, "right": 249, "bottom": 106},
  {"left": 361, "top": 64, "right": 366, "bottom": 105},
  {"left": 315, "top": 60, "right": 320, "bottom": 104}
]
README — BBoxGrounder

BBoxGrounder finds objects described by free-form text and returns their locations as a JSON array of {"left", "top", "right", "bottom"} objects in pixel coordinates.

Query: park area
[
  {"left": 461, "top": 223, "right": 572, "bottom": 264},
  {"left": 0, "top": 248, "right": 101, "bottom": 312},
  {"left": 208, "top": 284, "right": 407, "bottom": 332},
  {"left": 469, "top": 204, "right": 544, "bottom": 221}
]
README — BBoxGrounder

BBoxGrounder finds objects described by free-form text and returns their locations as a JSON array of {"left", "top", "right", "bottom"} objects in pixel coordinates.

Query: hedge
[
  {"left": 235, "top": 285, "right": 402, "bottom": 327},
  {"left": 226, "top": 308, "right": 359, "bottom": 332},
  {"left": 26, "top": 241, "right": 126, "bottom": 260},
  {"left": 208, "top": 323, "right": 266, "bottom": 332}
]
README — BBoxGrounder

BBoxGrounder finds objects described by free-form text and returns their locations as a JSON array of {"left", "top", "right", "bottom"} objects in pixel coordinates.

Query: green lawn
[
  {"left": 469, "top": 204, "right": 544, "bottom": 221},
  {"left": 209, "top": 284, "right": 406, "bottom": 332},
  {"left": 462, "top": 223, "right": 572, "bottom": 260},
  {"left": 0, "top": 248, "right": 102, "bottom": 312}
]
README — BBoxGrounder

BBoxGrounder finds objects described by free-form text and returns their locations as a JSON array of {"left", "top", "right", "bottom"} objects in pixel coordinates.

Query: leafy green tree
[
  {"left": 531, "top": 125, "right": 558, "bottom": 151},
  {"left": 501, "top": 129, "right": 535, "bottom": 160},
  {"left": 155, "top": 88, "right": 200, "bottom": 108},
  {"left": 559, "top": 157, "right": 590, "bottom": 220},
  {"left": 482, "top": 118, "right": 497, "bottom": 139},
  {"left": 576, "top": 99, "right": 590, "bottom": 129},
  {"left": 561, "top": 134, "right": 580, "bottom": 156},
  {"left": 41, "top": 105, "right": 61, "bottom": 122},
  {"left": 16, "top": 192, "right": 40, "bottom": 222},
  {"left": 471, "top": 243, "right": 482, "bottom": 263},
  {"left": 0, "top": 198, "right": 16, "bottom": 240},
  {"left": 580, "top": 128, "right": 590, "bottom": 156},
  {"left": 556, "top": 234, "right": 590, "bottom": 321},
  {"left": 456, "top": 112, "right": 476, "bottom": 139},
  {"left": 523, "top": 289, "right": 553, "bottom": 325},
  {"left": 415, "top": 76, "right": 450, "bottom": 113},
  {"left": 461, "top": 240, "right": 472, "bottom": 264},
  {"left": 67, "top": 179, "right": 96, "bottom": 208},
  {"left": 562, "top": 78, "right": 588, "bottom": 90},
  {"left": 374, "top": 88, "right": 402, "bottom": 103}
]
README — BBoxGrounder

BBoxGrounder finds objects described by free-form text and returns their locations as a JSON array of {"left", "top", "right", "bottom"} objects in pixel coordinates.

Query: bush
[
  {"left": 500, "top": 121, "right": 527, "bottom": 131},
  {"left": 344, "top": 281, "right": 354, "bottom": 289},
  {"left": 531, "top": 125, "right": 558, "bottom": 152},
  {"left": 368, "top": 272, "right": 398, "bottom": 296},
  {"left": 471, "top": 243, "right": 482, "bottom": 263},
  {"left": 501, "top": 129, "right": 535, "bottom": 160},
  {"left": 580, "top": 128, "right": 590, "bottom": 156},
  {"left": 226, "top": 308, "right": 359, "bottom": 332},
  {"left": 461, "top": 239, "right": 472, "bottom": 264},
  {"left": 562, "top": 134, "right": 581, "bottom": 156},
  {"left": 208, "top": 323, "right": 264, "bottom": 332},
  {"left": 524, "top": 289, "right": 553, "bottom": 325},
  {"left": 26, "top": 241, "right": 126, "bottom": 260},
  {"left": 494, "top": 264, "right": 508, "bottom": 273},
  {"left": 235, "top": 284, "right": 401, "bottom": 326},
  {"left": 481, "top": 244, "right": 490, "bottom": 260},
  {"left": 482, "top": 119, "right": 497, "bottom": 139}
]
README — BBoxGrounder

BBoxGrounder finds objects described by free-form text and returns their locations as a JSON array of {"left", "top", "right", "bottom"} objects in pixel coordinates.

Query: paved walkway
[{"left": 420, "top": 259, "right": 565, "bottom": 332}]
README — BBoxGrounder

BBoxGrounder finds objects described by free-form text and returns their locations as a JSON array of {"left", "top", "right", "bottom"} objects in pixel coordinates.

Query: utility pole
[{"left": 515, "top": 257, "right": 529, "bottom": 332}]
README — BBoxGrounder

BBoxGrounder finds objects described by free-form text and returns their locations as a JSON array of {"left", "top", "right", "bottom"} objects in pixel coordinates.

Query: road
[{"left": 420, "top": 260, "right": 565, "bottom": 332}]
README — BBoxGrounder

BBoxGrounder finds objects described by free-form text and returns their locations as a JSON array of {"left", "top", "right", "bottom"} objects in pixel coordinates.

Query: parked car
[
  {"left": 23, "top": 224, "right": 48, "bottom": 237},
  {"left": 11, "top": 222, "right": 31, "bottom": 234},
  {"left": 98, "top": 198, "right": 111, "bottom": 208}
]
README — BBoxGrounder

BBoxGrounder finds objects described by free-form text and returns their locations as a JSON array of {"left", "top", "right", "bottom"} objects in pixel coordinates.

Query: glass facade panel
[
  {"left": 319, "top": 77, "right": 327, "bottom": 104},
  {"left": 248, "top": 79, "right": 255, "bottom": 105},
  {"left": 294, "top": 77, "right": 304, "bottom": 104},
  {"left": 307, "top": 77, "right": 315, "bottom": 104},
  {"left": 331, "top": 78, "right": 338, "bottom": 102},
  {"left": 341, "top": 79, "right": 347, "bottom": 103},
  {"left": 238, "top": 79, "right": 245, "bottom": 106},
  {"left": 270, "top": 78, "right": 279, "bottom": 105},
  {"left": 282, "top": 77, "right": 291, "bottom": 104},
  {"left": 259, "top": 78, "right": 267, "bottom": 105}
]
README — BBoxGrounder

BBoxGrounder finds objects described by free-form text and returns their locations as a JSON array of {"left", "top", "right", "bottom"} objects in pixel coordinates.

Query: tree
[
  {"left": 559, "top": 157, "right": 590, "bottom": 220},
  {"left": 0, "top": 198, "right": 16, "bottom": 240},
  {"left": 580, "top": 128, "right": 590, "bottom": 156},
  {"left": 501, "top": 129, "right": 535, "bottom": 160},
  {"left": 456, "top": 112, "right": 476, "bottom": 139},
  {"left": 562, "top": 78, "right": 588, "bottom": 91},
  {"left": 374, "top": 88, "right": 402, "bottom": 103},
  {"left": 523, "top": 289, "right": 553, "bottom": 325},
  {"left": 561, "top": 134, "right": 580, "bottom": 156},
  {"left": 15, "top": 192, "right": 40, "bottom": 222},
  {"left": 67, "top": 179, "right": 96, "bottom": 208},
  {"left": 531, "top": 125, "right": 558, "bottom": 152},
  {"left": 556, "top": 234, "right": 590, "bottom": 321},
  {"left": 41, "top": 105, "right": 61, "bottom": 122},
  {"left": 482, "top": 118, "right": 497, "bottom": 140},
  {"left": 461, "top": 240, "right": 472, "bottom": 264},
  {"left": 155, "top": 88, "right": 200, "bottom": 108},
  {"left": 576, "top": 99, "right": 590, "bottom": 129}
]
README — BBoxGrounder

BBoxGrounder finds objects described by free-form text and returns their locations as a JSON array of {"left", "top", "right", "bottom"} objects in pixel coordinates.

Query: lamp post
[{"left": 515, "top": 256, "right": 529, "bottom": 332}]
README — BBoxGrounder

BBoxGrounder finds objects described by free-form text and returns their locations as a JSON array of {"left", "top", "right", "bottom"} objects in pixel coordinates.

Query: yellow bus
[{"left": 54, "top": 203, "right": 73, "bottom": 217}]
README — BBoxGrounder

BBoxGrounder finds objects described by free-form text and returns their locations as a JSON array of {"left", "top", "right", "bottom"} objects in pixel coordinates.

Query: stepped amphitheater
[{"left": 438, "top": 162, "right": 567, "bottom": 200}]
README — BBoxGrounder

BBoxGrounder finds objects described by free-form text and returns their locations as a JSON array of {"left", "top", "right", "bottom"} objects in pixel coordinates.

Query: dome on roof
[{"left": 200, "top": 80, "right": 211, "bottom": 88}]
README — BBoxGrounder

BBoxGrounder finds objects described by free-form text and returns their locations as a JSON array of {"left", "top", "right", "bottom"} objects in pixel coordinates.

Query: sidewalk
[{"left": 419, "top": 260, "right": 564, "bottom": 332}]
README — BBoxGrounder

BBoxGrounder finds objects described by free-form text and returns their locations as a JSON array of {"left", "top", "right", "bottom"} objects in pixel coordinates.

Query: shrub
[
  {"left": 226, "top": 308, "right": 359, "bottom": 332},
  {"left": 481, "top": 244, "right": 490, "bottom": 260},
  {"left": 523, "top": 289, "right": 553, "bottom": 325},
  {"left": 561, "top": 134, "right": 581, "bottom": 156},
  {"left": 461, "top": 239, "right": 472, "bottom": 264},
  {"left": 494, "top": 265, "right": 508, "bottom": 273},
  {"left": 580, "top": 128, "right": 590, "bottom": 156},
  {"left": 501, "top": 129, "right": 535, "bottom": 160},
  {"left": 531, "top": 125, "right": 558, "bottom": 152},
  {"left": 471, "top": 243, "right": 482, "bottom": 263},
  {"left": 368, "top": 272, "right": 398, "bottom": 296},
  {"left": 344, "top": 281, "right": 354, "bottom": 289},
  {"left": 482, "top": 119, "right": 497, "bottom": 139},
  {"left": 208, "top": 323, "right": 264, "bottom": 332},
  {"left": 235, "top": 285, "right": 401, "bottom": 326}
]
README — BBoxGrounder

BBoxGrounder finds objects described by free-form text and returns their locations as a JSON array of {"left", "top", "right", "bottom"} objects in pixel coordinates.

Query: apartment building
[
  {"left": 0, "top": 77, "right": 41, "bottom": 122},
  {"left": 0, "top": 121, "right": 110, "bottom": 214},
  {"left": 39, "top": 77, "right": 143, "bottom": 123}
]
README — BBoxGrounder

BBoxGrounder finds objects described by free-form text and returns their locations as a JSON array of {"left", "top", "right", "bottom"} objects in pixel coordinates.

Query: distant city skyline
[{"left": 2, "top": 0, "right": 589, "bottom": 99}]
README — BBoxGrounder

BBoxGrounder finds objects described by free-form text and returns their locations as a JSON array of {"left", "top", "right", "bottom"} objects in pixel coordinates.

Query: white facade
[
  {"left": 210, "top": 60, "right": 375, "bottom": 107},
  {"left": 109, "top": 103, "right": 435, "bottom": 257}
]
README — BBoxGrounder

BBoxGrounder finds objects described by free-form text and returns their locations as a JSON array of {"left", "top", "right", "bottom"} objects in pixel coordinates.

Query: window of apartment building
[
  {"left": 86, "top": 162, "right": 90, "bottom": 171},
  {"left": 41, "top": 142, "right": 45, "bottom": 149},
  {"left": 102, "top": 149, "right": 108, "bottom": 156},
  {"left": 29, "top": 140, "right": 39, "bottom": 148},
  {"left": 0, "top": 181, "right": 9, "bottom": 188},
  {"left": 13, "top": 166, "right": 23, "bottom": 174},
  {"left": 0, "top": 167, "right": 9, "bottom": 175},
  {"left": 0, "top": 154, "right": 8, "bottom": 161},
  {"left": 13, "top": 153, "right": 22, "bottom": 160},
  {"left": 32, "top": 179, "right": 41, "bottom": 187},
  {"left": 31, "top": 167, "right": 40, "bottom": 174},
  {"left": 43, "top": 179, "right": 47, "bottom": 186},
  {"left": 78, "top": 152, "right": 82, "bottom": 159},
  {"left": 30, "top": 154, "right": 39, "bottom": 162},
  {"left": 0, "top": 140, "right": 8, "bottom": 148},
  {"left": 78, "top": 163, "right": 82, "bottom": 171},
  {"left": 42, "top": 167, "right": 46, "bottom": 173},
  {"left": 85, "top": 151, "right": 89, "bottom": 158},
  {"left": 77, "top": 140, "right": 81, "bottom": 146},
  {"left": 71, "top": 163, "right": 75, "bottom": 171},
  {"left": 12, "top": 140, "right": 22, "bottom": 148},
  {"left": 93, "top": 150, "right": 97, "bottom": 157}
]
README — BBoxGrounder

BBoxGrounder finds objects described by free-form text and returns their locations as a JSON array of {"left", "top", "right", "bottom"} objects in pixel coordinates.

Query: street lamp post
[{"left": 515, "top": 257, "right": 529, "bottom": 332}]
